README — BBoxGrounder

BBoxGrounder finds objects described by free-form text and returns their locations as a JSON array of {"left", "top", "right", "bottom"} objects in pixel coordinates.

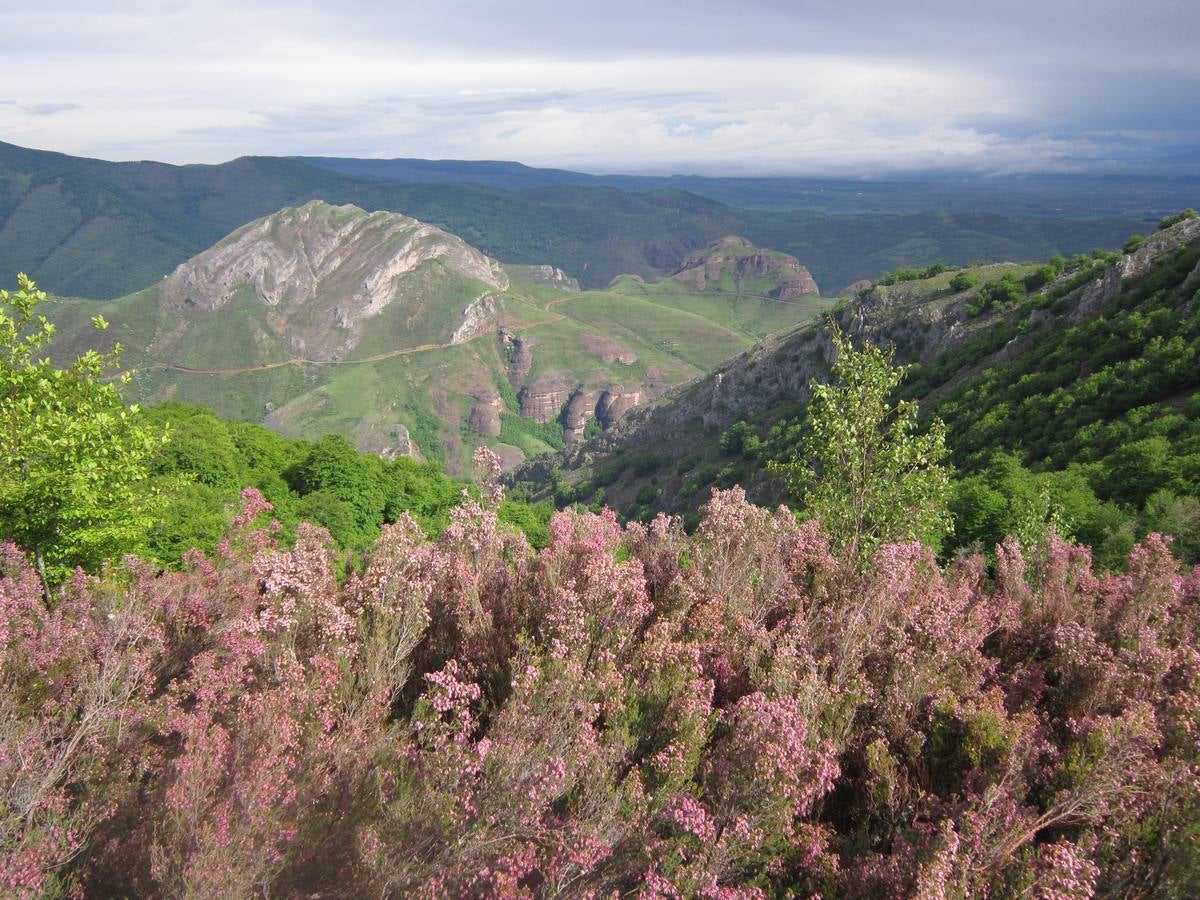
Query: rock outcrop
[
  {"left": 468, "top": 395, "right": 503, "bottom": 437},
  {"left": 519, "top": 374, "right": 577, "bottom": 423},
  {"left": 508, "top": 264, "right": 581, "bottom": 292},
  {"left": 160, "top": 200, "right": 509, "bottom": 360},
  {"left": 670, "top": 235, "right": 819, "bottom": 298},
  {"left": 563, "top": 389, "right": 604, "bottom": 443},
  {"left": 502, "top": 331, "right": 535, "bottom": 388},
  {"left": 596, "top": 386, "right": 643, "bottom": 428},
  {"left": 1070, "top": 216, "right": 1200, "bottom": 324},
  {"left": 450, "top": 292, "right": 505, "bottom": 345},
  {"left": 841, "top": 279, "right": 873, "bottom": 296}
]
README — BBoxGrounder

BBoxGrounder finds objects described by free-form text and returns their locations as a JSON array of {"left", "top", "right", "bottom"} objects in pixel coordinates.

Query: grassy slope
[{"left": 43, "top": 253, "right": 835, "bottom": 476}]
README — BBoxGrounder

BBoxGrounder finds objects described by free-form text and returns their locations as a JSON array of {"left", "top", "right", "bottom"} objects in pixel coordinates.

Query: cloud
[
  {"left": 27, "top": 102, "right": 82, "bottom": 116},
  {"left": 0, "top": 0, "right": 1196, "bottom": 173}
]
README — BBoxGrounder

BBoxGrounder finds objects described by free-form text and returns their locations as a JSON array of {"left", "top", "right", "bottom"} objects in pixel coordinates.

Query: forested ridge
[{"left": 549, "top": 213, "right": 1200, "bottom": 573}]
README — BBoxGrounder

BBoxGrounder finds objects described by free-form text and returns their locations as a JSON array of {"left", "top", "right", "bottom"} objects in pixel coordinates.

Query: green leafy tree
[
  {"left": 286, "top": 434, "right": 388, "bottom": 549},
  {"left": 771, "top": 327, "right": 951, "bottom": 562},
  {"left": 0, "top": 274, "right": 166, "bottom": 586},
  {"left": 1157, "top": 208, "right": 1198, "bottom": 230},
  {"left": 949, "top": 271, "right": 978, "bottom": 292}
]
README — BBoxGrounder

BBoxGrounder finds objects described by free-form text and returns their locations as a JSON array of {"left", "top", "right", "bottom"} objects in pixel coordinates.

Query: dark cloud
[{"left": 317, "top": 0, "right": 1200, "bottom": 68}]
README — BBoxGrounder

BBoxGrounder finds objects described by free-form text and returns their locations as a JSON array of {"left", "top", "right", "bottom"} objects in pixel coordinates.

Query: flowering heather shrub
[{"left": 1, "top": 476, "right": 1199, "bottom": 896}]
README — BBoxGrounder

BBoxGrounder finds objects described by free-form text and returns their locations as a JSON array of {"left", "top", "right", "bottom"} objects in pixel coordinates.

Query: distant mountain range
[
  {"left": 297, "top": 154, "right": 1200, "bottom": 216},
  {"left": 3, "top": 141, "right": 1186, "bottom": 302}
]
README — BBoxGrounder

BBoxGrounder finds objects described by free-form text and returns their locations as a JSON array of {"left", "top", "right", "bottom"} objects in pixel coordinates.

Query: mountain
[
  {"left": 297, "top": 154, "right": 1200, "bottom": 217},
  {"left": 1, "top": 141, "right": 1162, "bottom": 301},
  {"left": 45, "top": 203, "right": 833, "bottom": 475},
  {"left": 156, "top": 200, "right": 508, "bottom": 361},
  {"left": 512, "top": 215, "right": 1200, "bottom": 556}
]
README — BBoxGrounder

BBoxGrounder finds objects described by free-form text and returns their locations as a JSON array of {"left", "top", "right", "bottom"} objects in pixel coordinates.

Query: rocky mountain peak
[{"left": 159, "top": 200, "right": 509, "bottom": 359}]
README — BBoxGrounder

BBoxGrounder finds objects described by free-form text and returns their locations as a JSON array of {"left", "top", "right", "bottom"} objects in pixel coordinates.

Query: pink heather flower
[
  {"left": 667, "top": 796, "right": 717, "bottom": 843},
  {"left": 1032, "top": 840, "right": 1100, "bottom": 899}
]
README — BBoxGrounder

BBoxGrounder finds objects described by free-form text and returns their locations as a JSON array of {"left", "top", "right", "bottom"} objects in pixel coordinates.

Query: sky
[{"left": 2, "top": 0, "right": 1198, "bottom": 175}]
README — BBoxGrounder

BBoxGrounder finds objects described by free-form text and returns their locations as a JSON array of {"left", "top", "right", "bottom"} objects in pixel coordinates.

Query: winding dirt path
[{"left": 142, "top": 286, "right": 822, "bottom": 377}]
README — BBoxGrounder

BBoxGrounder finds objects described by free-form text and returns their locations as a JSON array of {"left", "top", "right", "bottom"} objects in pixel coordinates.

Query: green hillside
[
  {"left": 517, "top": 215, "right": 1200, "bottom": 565},
  {"left": 41, "top": 204, "right": 836, "bottom": 476},
  {"left": 1, "top": 141, "right": 1152, "bottom": 300}
]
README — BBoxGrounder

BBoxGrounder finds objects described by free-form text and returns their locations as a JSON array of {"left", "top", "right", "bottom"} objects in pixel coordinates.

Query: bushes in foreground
[{"left": 2, "top": 453, "right": 1199, "bottom": 897}]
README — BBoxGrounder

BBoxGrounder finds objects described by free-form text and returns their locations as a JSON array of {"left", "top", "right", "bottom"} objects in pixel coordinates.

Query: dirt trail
[
  {"left": 148, "top": 337, "right": 461, "bottom": 376},
  {"left": 143, "top": 287, "right": 820, "bottom": 377},
  {"left": 149, "top": 308, "right": 570, "bottom": 377}
]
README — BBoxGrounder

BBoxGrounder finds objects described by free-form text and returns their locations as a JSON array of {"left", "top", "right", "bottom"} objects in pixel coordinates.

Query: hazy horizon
[{"left": 2, "top": 0, "right": 1198, "bottom": 177}]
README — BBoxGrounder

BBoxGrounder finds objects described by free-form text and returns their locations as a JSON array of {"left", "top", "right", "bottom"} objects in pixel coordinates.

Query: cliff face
[
  {"left": 160, "top": 200, "right": 509, "bottom": 360},
  {"left": 519, "top": 375, "right": 577, "bottom": 423},
  {"left": 451, "top": 293, "right": 506, "bottom": 345},
  {"left": 671, "top": 235, "right": 820, "bottom": 298}
]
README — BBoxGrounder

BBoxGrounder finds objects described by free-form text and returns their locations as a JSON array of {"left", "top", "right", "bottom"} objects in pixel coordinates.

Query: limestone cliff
[{"left": 160, "top": 200, "right": 509, "bottom": 361}]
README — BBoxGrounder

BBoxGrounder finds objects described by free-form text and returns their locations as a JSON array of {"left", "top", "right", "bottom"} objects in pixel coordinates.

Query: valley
[{"left": 43, "top": 200, "right": 831, "bottom": 473}]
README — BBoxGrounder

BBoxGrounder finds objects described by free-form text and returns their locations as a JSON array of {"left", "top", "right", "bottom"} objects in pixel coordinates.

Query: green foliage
[
  {"left": 1158, "top": 208, "right": 1199, "bottom": 230},
  {"left": 287, "top": 434, "right": 389, "bottom": 548},
  {"left": 949, "top": 453, "right": 1121, "bottom": 556},
  {"left": 496, "top": 376, "right": 520, "bottom": 414},
  {"left": 967, "top": 273, "right": 1027, "bottom": 316},
  {"left": 929, "top": 242, "right": 1200, "bottom": 564},
  {"left": 1123, "top": 233, "right": 1145, "bottom": 253},
  {"left": 635, "top": 483, "right": 661, "bottom": 506},
  {"left": 498, "top": 413, "right": 565, "bottom": 452},
  {"left": 139, "top": 402, "right": 522, "bottom": 559},
  {"left": 926, "top": 700, "right": 1013, "bottom": 798},
  {"left": 771, "top": 328, "right": 951, "bottom": 561},
  {"left": 876, "top": 262, "right": 957, "bottom": 286},
  {"left": 719, "top": 420, "right": 762, "bottom": 457},
  {"left": 631, "top": 452, "right": 665, "bottom": 477},
  {"left": 498, "top": 498, "right": 554, "bottom": 549},
  {"left": 949, "top": 271, "right": 978, "bottom": 292},
  {"left": 1023, "top": 264, "right": 1059, "bottom": 292},
  {"left": 1143, "top": 489, "right": 1200, "bottom": 563},
  {"left": 402, "top": 402, "right": 447, "bottom": 464},
  {"left": 0, "top": 275, "right": 167, "bottom": 582}
]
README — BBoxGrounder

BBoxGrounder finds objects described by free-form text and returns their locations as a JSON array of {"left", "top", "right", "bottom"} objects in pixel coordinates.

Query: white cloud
[{"left": 0, "top": 0, "right": 1195, "bottom": 173}]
